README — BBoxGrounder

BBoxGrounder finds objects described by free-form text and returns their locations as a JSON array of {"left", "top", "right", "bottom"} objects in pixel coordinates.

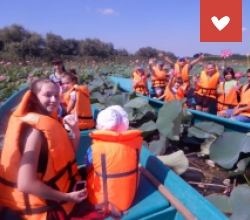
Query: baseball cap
[
  {"left": 138, "top": 65, "right": 144, "bottom": 70},
  {"left": 178, "top": 57, "right": 186, "bottom": 62}
]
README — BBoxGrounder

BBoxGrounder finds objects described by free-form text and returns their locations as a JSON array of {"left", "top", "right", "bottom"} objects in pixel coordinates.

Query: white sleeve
[{"left": 70, "top": 91, "right": 76, "bottom": 101}]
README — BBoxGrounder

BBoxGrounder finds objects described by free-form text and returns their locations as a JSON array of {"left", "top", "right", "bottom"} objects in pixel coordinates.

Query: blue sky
[{"left": 0, "top": 0, "right": 249, "bottom": 57}]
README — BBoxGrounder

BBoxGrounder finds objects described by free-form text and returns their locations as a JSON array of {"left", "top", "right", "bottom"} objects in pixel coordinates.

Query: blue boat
[
  {"left": 109, "top": 76, "right": 250, "bottom": 133},
  {"left": 0, "top": 87, "right": 228, "bottom": 220}
]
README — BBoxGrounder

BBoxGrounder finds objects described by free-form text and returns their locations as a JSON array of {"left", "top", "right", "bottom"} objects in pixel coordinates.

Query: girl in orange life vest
[
  {"left": 0, "top": 78, "right": 89, "bottom": 220},
  {"left": 131, "top": 65, "right": 149, "bottom": 96},
  {"left": 60, "top": 69, "right": 95, "bottom": 130},
  {"left": 217, "top": 67, "right": 239, "bottom": 115},
  {"left": 159, "top": 53, "right": 204, "bottom": 88},
  {"left": 192, "top": 62, "right": 220, "bottom": 113},
  {"left": 148, "top": 58, "right": 167, "bottom": 98},
  {"left": 85, "top": 105, "right": 143, "bottom": 216},
  {"left": 153, "top": 75, "right": 187, "bottom": 103},
  {"left": 218, "top": 69, "right": 250, "bottom": 123}
]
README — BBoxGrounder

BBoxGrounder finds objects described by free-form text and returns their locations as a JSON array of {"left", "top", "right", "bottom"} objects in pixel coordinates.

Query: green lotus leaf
[
  {"left": 210, "top": 132, "right": 250, "bottom": 169},
  {"left": 188, "top": 121, "right": 224, "bottom": 139},
  {"left": 156, "top": 100, "right": 183, "bottom": 140},
  {"left": 230, "top": 185, "right": 250, "bottom": 220},
  {"left": 206, "top": 195, "right": 231, "bottom": 214},
  {"left": 147, "top": 135, "right": 167, "bottom": 156},
  {"left": 124, "top": 97, "right": 149, "bottom": 109}
]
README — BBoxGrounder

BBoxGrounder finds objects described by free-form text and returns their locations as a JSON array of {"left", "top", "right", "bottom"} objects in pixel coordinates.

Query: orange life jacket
[
  {"left": 87, "top": 130, "right": 142, "bottom": 216},
  {"left": 195, "top": 69, "right": 220, "bottom": 99},
  {"left": 0, "top": 90, "right": 79, "bottom": 220},
  {"left": 164, "top": 86, "right": 185, "bottom": 103},
  {"left": 151, "top": 67, "right": 167, "bottom": 88},
  {"left": 238, "top": 84, "right": 250, "bottom": 117},
  {"left": 174, "top": 63, "right": 190, "bottom": 88},
  {"left": 217, "top": 81, "right": 238, "bottom": 111},
  {"left": 63, "top": 85, "right": 95, "bottom": 130},
  {"left": 132, "top": 69, "right": 149, "bottom": 95}
]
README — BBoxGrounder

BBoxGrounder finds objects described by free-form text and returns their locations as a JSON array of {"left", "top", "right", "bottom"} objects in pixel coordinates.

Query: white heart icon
[{"left": 211, "top": 16, "right": 230, "bottom": 31}]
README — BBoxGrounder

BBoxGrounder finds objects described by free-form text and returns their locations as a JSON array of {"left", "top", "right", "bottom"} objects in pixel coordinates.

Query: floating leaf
[
  {"left": 228, "top": 157, "right": 250, "bottom": 177},
  {"left": 188, "top": 121, "right": 224, "bottom": 139},
  {"left": 156, "top": 100, "right": 183, "bottom": 140},
  {"left": 200, "top": 133, "right": 218, "bottom": 155},
  {"left": 147, "top": 135, "right": 167, "bottom": 156},
  {"left": 210, "top": 132, "right": 250, "bottom": 169},
  {"left": 157, "top": 150, "right": 189, "bottom": 174},
  {"left": 206, "top": 195, "right": 231, "bottom": 214},
  {"left": 124, "top": 97, "right": 149, "bottom": 109},
  {"left": 231, "top": 185, "right": 250, "bottom": 220},
  {"left": 135, "top": 120, "right": 157, "bottom": 138}
]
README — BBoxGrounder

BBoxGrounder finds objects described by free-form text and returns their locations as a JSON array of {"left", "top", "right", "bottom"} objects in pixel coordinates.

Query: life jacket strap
[
  {"left": 78, "top": 116, "right": 93, "bottom": 120},
  {"left": 45, "top": 159, "right": 76, "bottom": 190}
]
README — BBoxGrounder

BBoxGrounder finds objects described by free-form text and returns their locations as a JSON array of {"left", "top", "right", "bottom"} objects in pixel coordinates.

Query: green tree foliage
[{"left": 135, "top": 47, "right": 159, "bottom": 58}]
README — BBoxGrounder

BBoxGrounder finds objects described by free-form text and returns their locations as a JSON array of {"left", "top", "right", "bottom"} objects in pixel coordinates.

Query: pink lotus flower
[
  {"left": 0, "top": 75, "right": 6, "bottom": 81},
  {"left": 6, "top": 62, "right": 11, "bottom": 66},
  {"left": 43, "top": 70, "right": 49, "bottom": 75},
  {"left": 19, "top": 62, "right": 22, "bottom": 65},
  {"left": 221, "top": 49, "right": 232, "bottom": 59},
  {"left": 235, "top": 72, "right": 244, "bottom": 79},
  {"left": 26, "top": 60, "right": 31, "bottom": 63},
  {"left": 135, "top": 59, "right": 139, "bottom": 63},
  {"left": 0, "top": 61, "right": 4, "bottom": 65}
]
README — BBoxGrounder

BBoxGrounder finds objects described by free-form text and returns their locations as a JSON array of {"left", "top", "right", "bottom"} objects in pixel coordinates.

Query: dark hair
[
  {"left": 52, "top": 57, "right": 66, "bottom": 72},
  {"left": 223, "top": 67, "right": 235, "bottom": 79},
  {"left": 61, "top": 69, "right": 78, "bottom": 83},
  {"left": 246, "top": 68, "right": 250, "bottom": 74},
  {"left": 30, "top": 78, "right": 55, "bottom": 95},
  {"left": 175, "top": 77, "right": 183, "bottom": 84},
  {"left": 206, "top": 61, "right": 216, "bottom": 68}
]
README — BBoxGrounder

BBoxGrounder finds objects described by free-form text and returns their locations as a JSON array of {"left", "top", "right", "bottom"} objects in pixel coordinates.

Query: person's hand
[
  {"left": 67, "top": 188, "right": 88, "bottom": 203},
  {"left": 199, "top": 54, "right": 204, "bottom": 60},
  {"left": 231, "top": 108, "right": 240, "bottom": 117},
  {"left": 158, "top": 53, "right": 164, "bottom": 58},
  {"left": 181, "top": 83, "right": 187, "bottom": 91},
  {"left": 149, "top": 58, "right": 155, "bottom": 65},
  {"left": 63, "top": 114, "right": 79, "bottom": 133}
]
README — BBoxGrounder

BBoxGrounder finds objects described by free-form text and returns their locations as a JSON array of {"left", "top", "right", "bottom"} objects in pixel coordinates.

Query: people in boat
[
  {"left": 0, "top": 78, "right": 98, "bottom": 220},
  {"left": 86, "top": 105, "right": 143, "bottom": 217},
  {"left": 217, "top": 67, "right": 239, "bottom": 115},
  {"left": 217, "top": 68, "right": 250, "bottom": 123},
  {"left": 192, "top": 62, "right": 220, "bottom": 113},
  {"left": 148, "top": 58, "right": 167, "bottom": 98},
  {"left": 60, "top": 69, "right": 95, "bottom": 130},
  {"left": 154, "top": 75, "right": 187, "bottom": 103},
  {"left": 131, "top": 65, "right": 149, "bottom": 96},
  {"left": 160, "top": 53, "right": 204, "bottom": 89}
]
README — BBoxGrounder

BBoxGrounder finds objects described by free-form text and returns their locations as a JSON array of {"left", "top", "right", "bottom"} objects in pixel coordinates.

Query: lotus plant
[{"left": 220, "top": 49, "right": 232, "bottom": 68}]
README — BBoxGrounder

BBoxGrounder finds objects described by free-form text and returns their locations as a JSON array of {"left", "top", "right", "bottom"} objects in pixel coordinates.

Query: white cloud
[
  {"left": 242, "top": 27, "right": 247, "bottom": 32},
  {"left": 98, "top": 8, "right": 119, "bottom": 15}
]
